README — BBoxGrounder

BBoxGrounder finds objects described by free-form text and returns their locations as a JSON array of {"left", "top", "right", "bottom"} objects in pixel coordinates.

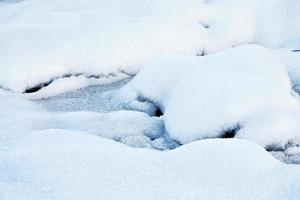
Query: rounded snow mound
[{"left": 120, "top": 45, "right": 300, "bottom": 149}]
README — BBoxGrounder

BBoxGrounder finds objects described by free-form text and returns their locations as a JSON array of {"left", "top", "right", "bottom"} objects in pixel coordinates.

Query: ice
[
  {"left": 32, "top": 78, "right": 131, "bottom": 113},
  {"left": 121, "top": 45, "right": 300, "bottom": 148}
]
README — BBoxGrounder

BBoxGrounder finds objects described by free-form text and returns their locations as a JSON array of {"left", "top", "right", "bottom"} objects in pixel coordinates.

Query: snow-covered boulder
[{"left": 121, "top": 45, "right": 300, "bottom": 148}]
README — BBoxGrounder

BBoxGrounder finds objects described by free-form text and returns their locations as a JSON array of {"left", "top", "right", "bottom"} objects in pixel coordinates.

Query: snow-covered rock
[{"left": 121, "top": 45, "right": 300, "bottom": 148}]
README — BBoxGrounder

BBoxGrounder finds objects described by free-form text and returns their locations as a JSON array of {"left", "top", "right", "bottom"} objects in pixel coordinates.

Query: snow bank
[
  {"left": 1, "top": 0, "right": 300, "bottom": 93},
  {"left": 121, "top": 45, "right": 300, "bottom": 148},
  {"left": 1, "top": 129, "right": 300, "bottom": 200}
]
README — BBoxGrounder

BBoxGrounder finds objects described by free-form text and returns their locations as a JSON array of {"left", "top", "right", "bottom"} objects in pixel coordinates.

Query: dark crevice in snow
[
  {"left": 199, "top": 21, "right": 210, "bottom": 29},
  {"left": 268, "top": 139, "right": 300, "bottom": 164},
  {"left": 292, "top": 83, "right": 300, "bottom": 95},
  {"left": 132, "top": 93, "right": 165, "bottom": 117},
  {"left": 136, "top": 96, "right": 147, "bottom": 102},
  {"left": 155, "top": 107, "right": 163, "bottom": 117},
  {"left": 291, "top": 49, "right": 300, "bottom": 52},
  {"left": 220, "top": 124, "right": 241, "bottom": 138},
  {"left": 23, "top": 71, "right": 135, "bottom": 94},
  {"left": 265, "top": 143, "right": 285, "bottom": 152},
  {"left": 24, "top": 82, "right": 52, "bottom": 93},
  {"left": 196, "top": 50, "right": 206, "bottom": 57}
]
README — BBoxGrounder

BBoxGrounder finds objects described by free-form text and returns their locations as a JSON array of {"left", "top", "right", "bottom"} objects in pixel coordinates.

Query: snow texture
[
  {"left": 121, "top": 45, "right": 300, "bottom": 148},
  {"left": 1, "top": 0, "right": 300, "bottom": 92},
  {"left": 0, "top": 89, "right": 168, "bottom": 150},
  {"left": 1, "top": 129, "right": 300, "bottom": 200},
  {"left": 1, "top": 0, "right": 300, "bottom": 199}
]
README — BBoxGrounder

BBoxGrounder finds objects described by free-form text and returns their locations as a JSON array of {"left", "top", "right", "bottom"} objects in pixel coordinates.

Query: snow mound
[
  {"left": 120, "top": 45, "right": 300, "bottom": 148},
  {"left": 1, "top": 130, "right": 300, "bottom": 200}
]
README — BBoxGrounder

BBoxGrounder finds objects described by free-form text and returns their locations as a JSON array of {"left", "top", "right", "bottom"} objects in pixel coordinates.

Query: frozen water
[{"left": 34, "top": 78, "right": 131, "bottom": 113}]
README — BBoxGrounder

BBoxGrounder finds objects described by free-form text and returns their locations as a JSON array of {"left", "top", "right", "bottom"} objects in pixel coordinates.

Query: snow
[
  {"left": 3, "top": 88, "right": 300, "bottom": 199},
  {"left": 26, "top": 74, "right": 130, "bottom": 100},
  {"left": 0, "top": 0, "right": 208, "bottom": 92},
  {"left": 1, "top": 0, "right": 300, "bottom": 199},
  {"left": 1, "top": 0, "right": 300, "bottom": 93},
  {"left": 205, "top": 0, "right": 300, "bottom": 53},
  {"left": 1, "top": 129, "right": 300, "bottom": 200},
  {"left": 34, "top": 78, "right": 130, "bottom": 113},
  {"left": 121, "top": 45, "right": 300, "bottom": 148},
  {"left": 0, "top": 89, "right": 166, "bottom": 149}
]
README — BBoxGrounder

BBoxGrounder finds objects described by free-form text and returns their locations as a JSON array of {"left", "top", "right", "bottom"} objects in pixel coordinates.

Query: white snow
[
  {"left": 1, "top": 0, "right": 300, "bottom": 93},
  {"left": 3, "top": 88, "right": 300, "bottom": 199},
  {"left": 0, "top": 0, "right": 208, "bottom": 92},
  {"left": 1, "top": 0, "right": 300, "bottom": 199},
  {"left": 25, "top": 74, "right": 129, "bottom": 100},
  {"left": 121, "top": 45, "right": 300, "bottom": 148},
  {"left": 1, "top": 129, "right": 300, "bottom": 200},
  {"left": 0, "top": 89, "right": 165, "bottom": 149}
]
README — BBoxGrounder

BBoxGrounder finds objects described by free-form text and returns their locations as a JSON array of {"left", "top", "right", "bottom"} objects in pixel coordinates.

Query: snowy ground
[
  {"left": 35, "top": 79, "right": 300, "bottom": 164},
  {"left": 1, "top": 0, "right": 300, "bottom": 199}
]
